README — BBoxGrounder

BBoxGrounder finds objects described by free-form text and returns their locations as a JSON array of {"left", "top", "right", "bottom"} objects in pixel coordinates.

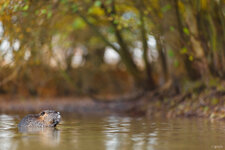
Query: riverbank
[
  {"left": 0, "top": 82, "right": 225, "bottom": 120},
  {"left": 0, "top": 96, "right": 142, "bottom": 115},
  {"left": 144, "top": 81, "right": 225, "bottom": 120}
]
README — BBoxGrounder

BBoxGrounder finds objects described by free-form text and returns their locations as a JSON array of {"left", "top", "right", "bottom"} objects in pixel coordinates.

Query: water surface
[{"left": 0, "top": 113, "right": 225, "bottom": 150}]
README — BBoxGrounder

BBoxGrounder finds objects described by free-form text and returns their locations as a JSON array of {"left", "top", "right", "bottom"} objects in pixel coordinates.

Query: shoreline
[
  {"left": 0, "top": 96, "right": 142, "bottom": 115},
  {"left": 0, "top": 87, "right": 225, "bottom": 120}
]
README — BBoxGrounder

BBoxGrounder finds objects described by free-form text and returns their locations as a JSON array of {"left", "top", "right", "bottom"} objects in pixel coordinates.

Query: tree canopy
[{"left": 0, "top": 0, "right": 224, "bottom": 96}]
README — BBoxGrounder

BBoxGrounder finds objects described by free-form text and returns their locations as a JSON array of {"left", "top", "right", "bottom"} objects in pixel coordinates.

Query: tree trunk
[{"left": 139, "top": 5, "right": 156, "bottom": 89}]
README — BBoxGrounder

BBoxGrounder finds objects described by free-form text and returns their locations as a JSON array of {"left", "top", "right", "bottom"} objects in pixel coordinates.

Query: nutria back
[{"left": 18, "top": 110, "right": 61, "bottom": 127}]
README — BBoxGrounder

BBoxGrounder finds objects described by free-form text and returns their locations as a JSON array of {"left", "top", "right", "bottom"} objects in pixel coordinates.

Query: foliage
[{"left": 0, "top": 0, "right": 224, "bottom": 96}]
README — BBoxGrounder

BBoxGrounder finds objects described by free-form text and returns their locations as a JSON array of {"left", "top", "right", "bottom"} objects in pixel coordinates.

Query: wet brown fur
[{"left": 18, "top": 110, "right": 61, "bottom": 127}]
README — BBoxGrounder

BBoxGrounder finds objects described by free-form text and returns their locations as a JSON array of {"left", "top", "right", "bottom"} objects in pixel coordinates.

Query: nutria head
[
  {"left": 18, "top": 110, "right": 61, "bottom": 128},
  {"left": 38, "top": 110, "right": 61, "bottom": 127}
]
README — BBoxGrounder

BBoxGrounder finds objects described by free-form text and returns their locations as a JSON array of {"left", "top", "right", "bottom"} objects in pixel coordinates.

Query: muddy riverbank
[{"left": 0, "top": 85, "right": 225, "bottom": 120}]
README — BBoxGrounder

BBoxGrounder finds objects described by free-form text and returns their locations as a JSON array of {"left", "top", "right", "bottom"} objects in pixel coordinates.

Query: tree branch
[{"left": 77, "top": 11, "right": 120, "bottom": 53}]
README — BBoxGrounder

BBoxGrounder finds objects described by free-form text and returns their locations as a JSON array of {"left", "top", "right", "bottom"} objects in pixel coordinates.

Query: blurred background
[{"left": 0, "top": 0, "right": 224, "bottom": 98}]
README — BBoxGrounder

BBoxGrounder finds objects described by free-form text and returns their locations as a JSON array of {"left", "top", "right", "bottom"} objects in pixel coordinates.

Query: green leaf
[
  {"left": 35, "top": 10, "right": 39, "bottom": 15},
  {"left": 180, "top": 47, "right": 187, "bottom": 54},
  {"left": 161, "top": 4, "right": 171, "bottom": 13},
  {"left": 73, "top": 18, "right": 86, "bottom": 29},
  {"left": 61, "top": 0, "right": 68, "bottom": 4},
  {"left": 174, "top": 60, "right": 179, "bottom": 67},
  {"left": 94, "top": 1, "right": 102, "bottom": 7},
  {"left": 22, "top": 5, "right": 29, "bottom": 11},
  {"left": 203, "top": 106, "right": 209, "bottom": 112},
  {"left": 47, "top": 11, "right": 52, "bottom": 19},
  {"left": 72, "top": 4, "right": 78, "bottom": 13},
  {"left": 41, "top": 9, "right": 47, "bottom": 14},
  {"left": 168, "top": 49, "right": 174, "bottom": 58},
  {"left": 113, "top": 19, "right": 119, "bottom": 24},
  {"left": 107, "top": 26, "right": 114, "bottom": 34},
  {"left": 106, "top": 0, "right": 112, "bottom": 5},
  {"left": 170, "top": 26, "right": 175, "bottom": 31},
  {"left": 22, "top": 12, "right": 28, "bottom": 16},
  {"left": 3, "top": 2, "right": 8, "bottom": 9},
  {"left": 183, "top": 27, "right": 190, "bottom": 35},
  {"left": 13, "top": 5, "right": 19, "bottom": 12}
]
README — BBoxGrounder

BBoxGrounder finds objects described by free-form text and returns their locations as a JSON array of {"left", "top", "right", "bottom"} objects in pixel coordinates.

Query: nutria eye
[{"left": 41, "top": 112, "right": 45, "bottom": 116}]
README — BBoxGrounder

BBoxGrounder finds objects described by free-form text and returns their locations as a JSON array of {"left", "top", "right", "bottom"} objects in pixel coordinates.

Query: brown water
[{"left": 0, "top": 113, "right": 225, "bottom": 150}]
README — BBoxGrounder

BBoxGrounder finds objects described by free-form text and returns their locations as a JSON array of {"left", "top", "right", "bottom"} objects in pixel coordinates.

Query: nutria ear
[{"left": 40, "top": 111, "right": 45, "bottom": 116}]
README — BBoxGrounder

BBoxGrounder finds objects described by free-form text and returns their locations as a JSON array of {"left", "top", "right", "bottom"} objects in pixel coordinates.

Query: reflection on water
[
  {"left": 0, "top": 115, "right": 17, "bottom": 150},
  {"left": 0, "top": 114, "right": 225, "bottom": 150},
  {"left": 18, "top": 127, "right": 60, "bottom": 147}
]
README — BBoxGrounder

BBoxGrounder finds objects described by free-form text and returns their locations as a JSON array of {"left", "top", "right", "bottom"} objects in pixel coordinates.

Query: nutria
[{"left": 18, "top": 110, "right": 61, "bottom": 127}]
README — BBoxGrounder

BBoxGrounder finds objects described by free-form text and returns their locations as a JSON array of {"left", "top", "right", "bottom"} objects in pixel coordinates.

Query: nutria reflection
[{"left": 18, "top": 126, "right": 61, "bottom": 146}]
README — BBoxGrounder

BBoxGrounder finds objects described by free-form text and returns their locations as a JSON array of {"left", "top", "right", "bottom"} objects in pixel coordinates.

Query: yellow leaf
[
  {"left": 178, "top": 1, "right": 185, "bottom": 14},
  {"left": 19, "top": 34, "right": 23, "bottom": 39},
  {"left": 200, "top": 0, "right": 208, "bottom": 10},
  {"left": 16, "top": 27, "right": 21, "bottom": 33},
  {"left": 188, "top": 55, "right": 193, "bottom": 61},
  {"left": 88, "top": 7, "right": 104, "bottom": 16},
  {"left": 117, "top": 25, "right": 122, "bottom": 30},
  {"left": 26, "top": 28, "right": 32, "bottom": 32}
]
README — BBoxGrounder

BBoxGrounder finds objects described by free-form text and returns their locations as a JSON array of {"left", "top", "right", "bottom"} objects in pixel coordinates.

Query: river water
[{"left": 0, "top": 113, "right": 225, "bottom": 150}]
